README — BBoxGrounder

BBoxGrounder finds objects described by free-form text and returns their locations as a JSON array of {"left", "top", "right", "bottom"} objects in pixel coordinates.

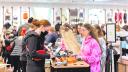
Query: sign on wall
[{"left": 106, "top": 23, "right": 116, "bottom": 42}]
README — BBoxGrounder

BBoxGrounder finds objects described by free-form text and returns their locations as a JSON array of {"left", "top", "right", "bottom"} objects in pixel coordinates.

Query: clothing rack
[{"left": 105, "top": 43, "right": 115, "bottom": 72}]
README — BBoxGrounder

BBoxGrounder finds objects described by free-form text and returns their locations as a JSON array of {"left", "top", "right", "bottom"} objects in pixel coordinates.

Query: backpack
[
  {"left": 2, "top": 38, "right": 16, "bottom": 57},
  {"left": 20, "top": 34, "right": 38, "bottom": 61}
]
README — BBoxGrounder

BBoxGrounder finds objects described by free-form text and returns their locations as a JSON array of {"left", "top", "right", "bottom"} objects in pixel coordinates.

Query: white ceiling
[
  {"left": 1, "top": 0, "right": 128, "bottom": 6},
  {"left": 0, "top": 0, "right": 128, "bottom": 3}
]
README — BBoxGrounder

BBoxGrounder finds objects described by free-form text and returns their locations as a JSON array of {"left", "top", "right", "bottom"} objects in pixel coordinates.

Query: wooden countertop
[
  {"left": 51, "top": 61, "right": 89, "bottom": 69},
  {"left": 118, "top": 59, "right": 128, "bottom": 65}
]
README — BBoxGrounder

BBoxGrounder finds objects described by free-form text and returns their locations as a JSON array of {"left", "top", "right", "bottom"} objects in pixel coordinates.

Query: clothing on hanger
[
  {"left": 115, "top": 12, "right": 118, "bottom": 23},
  {"left": 124, "top": 13, "right": 127, "bottom": 24},
  {"left": 119, "top": 12, "right": 122, "bottom": 24}
]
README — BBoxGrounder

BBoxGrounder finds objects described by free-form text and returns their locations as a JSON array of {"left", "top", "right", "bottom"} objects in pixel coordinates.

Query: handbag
[{"left": 32, "top": 50, "right": 46, "bottom": 61}]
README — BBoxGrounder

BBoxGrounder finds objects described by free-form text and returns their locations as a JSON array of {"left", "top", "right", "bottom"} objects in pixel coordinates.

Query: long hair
[
  {"left": 94, "top": 24, "right": 104, "bottom": 37},
  {"left": 60, "top": 25, "right": 81, "bottom": 54},
  {"left": 83, "top": 24, "right": 102, "bottom": 52},
  {"left": 76, "top": 23, "right": 83, "bottom": 34}
]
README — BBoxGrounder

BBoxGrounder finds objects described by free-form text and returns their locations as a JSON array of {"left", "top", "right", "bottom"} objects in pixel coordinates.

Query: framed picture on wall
[
  {"left": 4, "top": 7, "right": 13, "bottom": 24},
  {"left": 106, "top": 23, "right": 116, "bottom": 43},
  {"left": 13, "top": 7, "right": 20, "bottom": 27},
  {"left": 21, "top": 7, "right": 30, "bottom": 25},
  {"left": 53, "top": 8, "right": 61, "bottom": 25}
]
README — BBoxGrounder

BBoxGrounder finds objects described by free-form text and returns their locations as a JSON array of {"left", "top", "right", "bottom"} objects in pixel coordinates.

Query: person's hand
[
  {"left": 76, "top": 55, "right": 82, "bottom": 61},
  {"left": 50, "top": 52, "right": 54, "bottom": 58}
]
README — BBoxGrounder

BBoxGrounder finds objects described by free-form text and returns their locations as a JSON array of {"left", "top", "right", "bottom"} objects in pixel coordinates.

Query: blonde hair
[
  {"left": 60, "top": 25, "right": 80, "bottom": 54},
  {"left": 116, "top": 25, "right": 120, "bottom": 32}
]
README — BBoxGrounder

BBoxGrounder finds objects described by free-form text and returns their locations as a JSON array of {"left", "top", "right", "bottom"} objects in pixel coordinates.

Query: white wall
[
  {"left": 0, "top": 2, "right": 128, "bottom": 33},
  {"left": 0, "top": 2, "right": 128, "bottom": 9}
]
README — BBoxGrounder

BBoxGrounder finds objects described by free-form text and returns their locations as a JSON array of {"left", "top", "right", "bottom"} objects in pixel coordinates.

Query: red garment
[
  {"left": 32, "top": 50, "right": 46, "bottom": 61},
  {"left": 6, "top": 45, "right": 12, "bottom": 52},
  {"left": 115, "top": 12, "right": 122, "bottom": 24},
  {"left": 119, "top": 12, "right": 122, "bottom": 24},
  {"left": 21, "top": 27, "right": 27, "bottom": 36},
  {"left": 115, "top": 12, "right": 118, "bottom": 23},
  {"left": 36, "top": 50, "right": 46, "bottom": 54}
]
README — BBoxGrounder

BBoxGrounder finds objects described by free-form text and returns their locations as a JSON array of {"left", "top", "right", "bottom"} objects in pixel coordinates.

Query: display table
[
  {"left": 51, "top": 61, "right": 90, "bottom": 72},
  {"left": 45, "top": 59, "right": 51, "bottom": 72},
  {"left": 118, "top": 59, "right": 128, "bottom": 72}
]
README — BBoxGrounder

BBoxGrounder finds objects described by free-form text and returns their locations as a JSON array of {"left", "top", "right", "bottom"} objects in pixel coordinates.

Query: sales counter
[
  {"left": 118, "top": 59, "right": 128, "bottom": 72},
  {"left": 51, "top": 61, "right": 90, "bottom": 72}
]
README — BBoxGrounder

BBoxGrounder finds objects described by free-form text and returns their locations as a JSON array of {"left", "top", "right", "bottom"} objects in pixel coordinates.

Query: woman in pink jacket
[{"left": 79, "top": 24, "right": 102, "bottom": 72}]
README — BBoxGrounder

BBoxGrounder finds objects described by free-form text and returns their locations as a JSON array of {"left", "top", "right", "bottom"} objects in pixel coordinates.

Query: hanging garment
[
  {"left": 115, "top": 12, "right": 118, "bottom": 23},
  {"left": 124, "top": 13, "right": 127, "bottom": 24},
  {"left": 119, "top": 12, "right": 122, "bottom": 24},
  {"left": 105, "top": 49, "right": 111, "bottom": 72},
  {"left": 105, "top": 48, "right": 115, "bottom": 72}
]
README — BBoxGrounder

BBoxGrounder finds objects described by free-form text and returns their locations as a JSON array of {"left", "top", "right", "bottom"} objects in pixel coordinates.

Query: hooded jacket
[
  {"left": 80, "top": 35, "right": 101, "bottom": 72},
  {"left": 20, "top": 31, "right": 49, "bottom": 61}
]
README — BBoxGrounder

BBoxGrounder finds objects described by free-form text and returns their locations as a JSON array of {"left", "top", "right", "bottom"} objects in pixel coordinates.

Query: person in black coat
[{"left": 25, "top": 20, "right": 51, "bottom": 72}]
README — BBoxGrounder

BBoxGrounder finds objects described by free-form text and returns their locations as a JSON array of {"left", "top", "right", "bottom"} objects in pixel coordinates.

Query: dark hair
[
  {"left": 76, "top": 23, "right": 83, "bottom": 34},
  {"left": 3, "top": 22, "right": 11, "bottom": 29},
  {"left": 63, "top": 23, "right": 72, "bottom": 31},
  {"left": 77, "top": 23, "right": 83, "bottom": 29},
  {"left": 94, "top": 24, "right": 104, "bottom": 37},
  {"left": 28, "top": 17, "right": 33, "bottom": 23},
  {"left": 122, "top": 25, "right": 128, "bottom": 31}
]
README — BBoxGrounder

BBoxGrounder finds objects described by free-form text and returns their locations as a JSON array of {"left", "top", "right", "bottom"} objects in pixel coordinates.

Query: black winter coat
[{"left": 25, "top": 31, "right": 50, "bottom": 72}]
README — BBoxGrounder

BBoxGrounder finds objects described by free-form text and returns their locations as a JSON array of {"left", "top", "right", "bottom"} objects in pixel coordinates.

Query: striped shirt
[{"left": 11, "top": 36, "right": 23, "bottom": 56}]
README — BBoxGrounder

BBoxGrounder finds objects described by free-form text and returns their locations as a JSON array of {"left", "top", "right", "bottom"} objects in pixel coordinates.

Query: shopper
[
  {"left": 0, "top": 36, "right": 3, "bottom": 56},
  {"left": 25, "top": 20, "right": 51, "bottom": 72},
  {"left": 79, "top": 24, "right": 102, "bottom": 72},
  {"left": 55, "top": 22, "right": 62, "bottom": 37},
  {"left": 20, "top": 27, "right": 28, "bottom": 72},
  {"left": 101, "top": 24, "right": 106, "bottom": 36},
  {"left": 20, "top": 21, "right": 38, "bottom": 72},
  {"left": 10, "top": 35, "right": 23, "bottom": 72},
  {"left": 121, "top": 25, "right": 128, "bottom": 56},
  {"left": 2, "top": 31, "right": 15, "bottom": 64},
  {"left": 76, "top": 23, "right": 83, "bottom": 45},
  {"left": 94, "top": 25, "right": 106, "bottom": 72},
  {"left": 45, "top": 27, "right": 58, "bottom": 47}
]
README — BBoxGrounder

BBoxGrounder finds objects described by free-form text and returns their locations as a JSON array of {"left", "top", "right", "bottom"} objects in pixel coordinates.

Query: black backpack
[{"left": 20, "top": 34, "right": 35, "bottom": 61}]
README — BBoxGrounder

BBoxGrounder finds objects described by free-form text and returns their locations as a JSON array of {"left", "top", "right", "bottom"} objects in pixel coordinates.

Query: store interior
[{"left": 0, "top": 0, "right": 128, "bottom": 72}]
